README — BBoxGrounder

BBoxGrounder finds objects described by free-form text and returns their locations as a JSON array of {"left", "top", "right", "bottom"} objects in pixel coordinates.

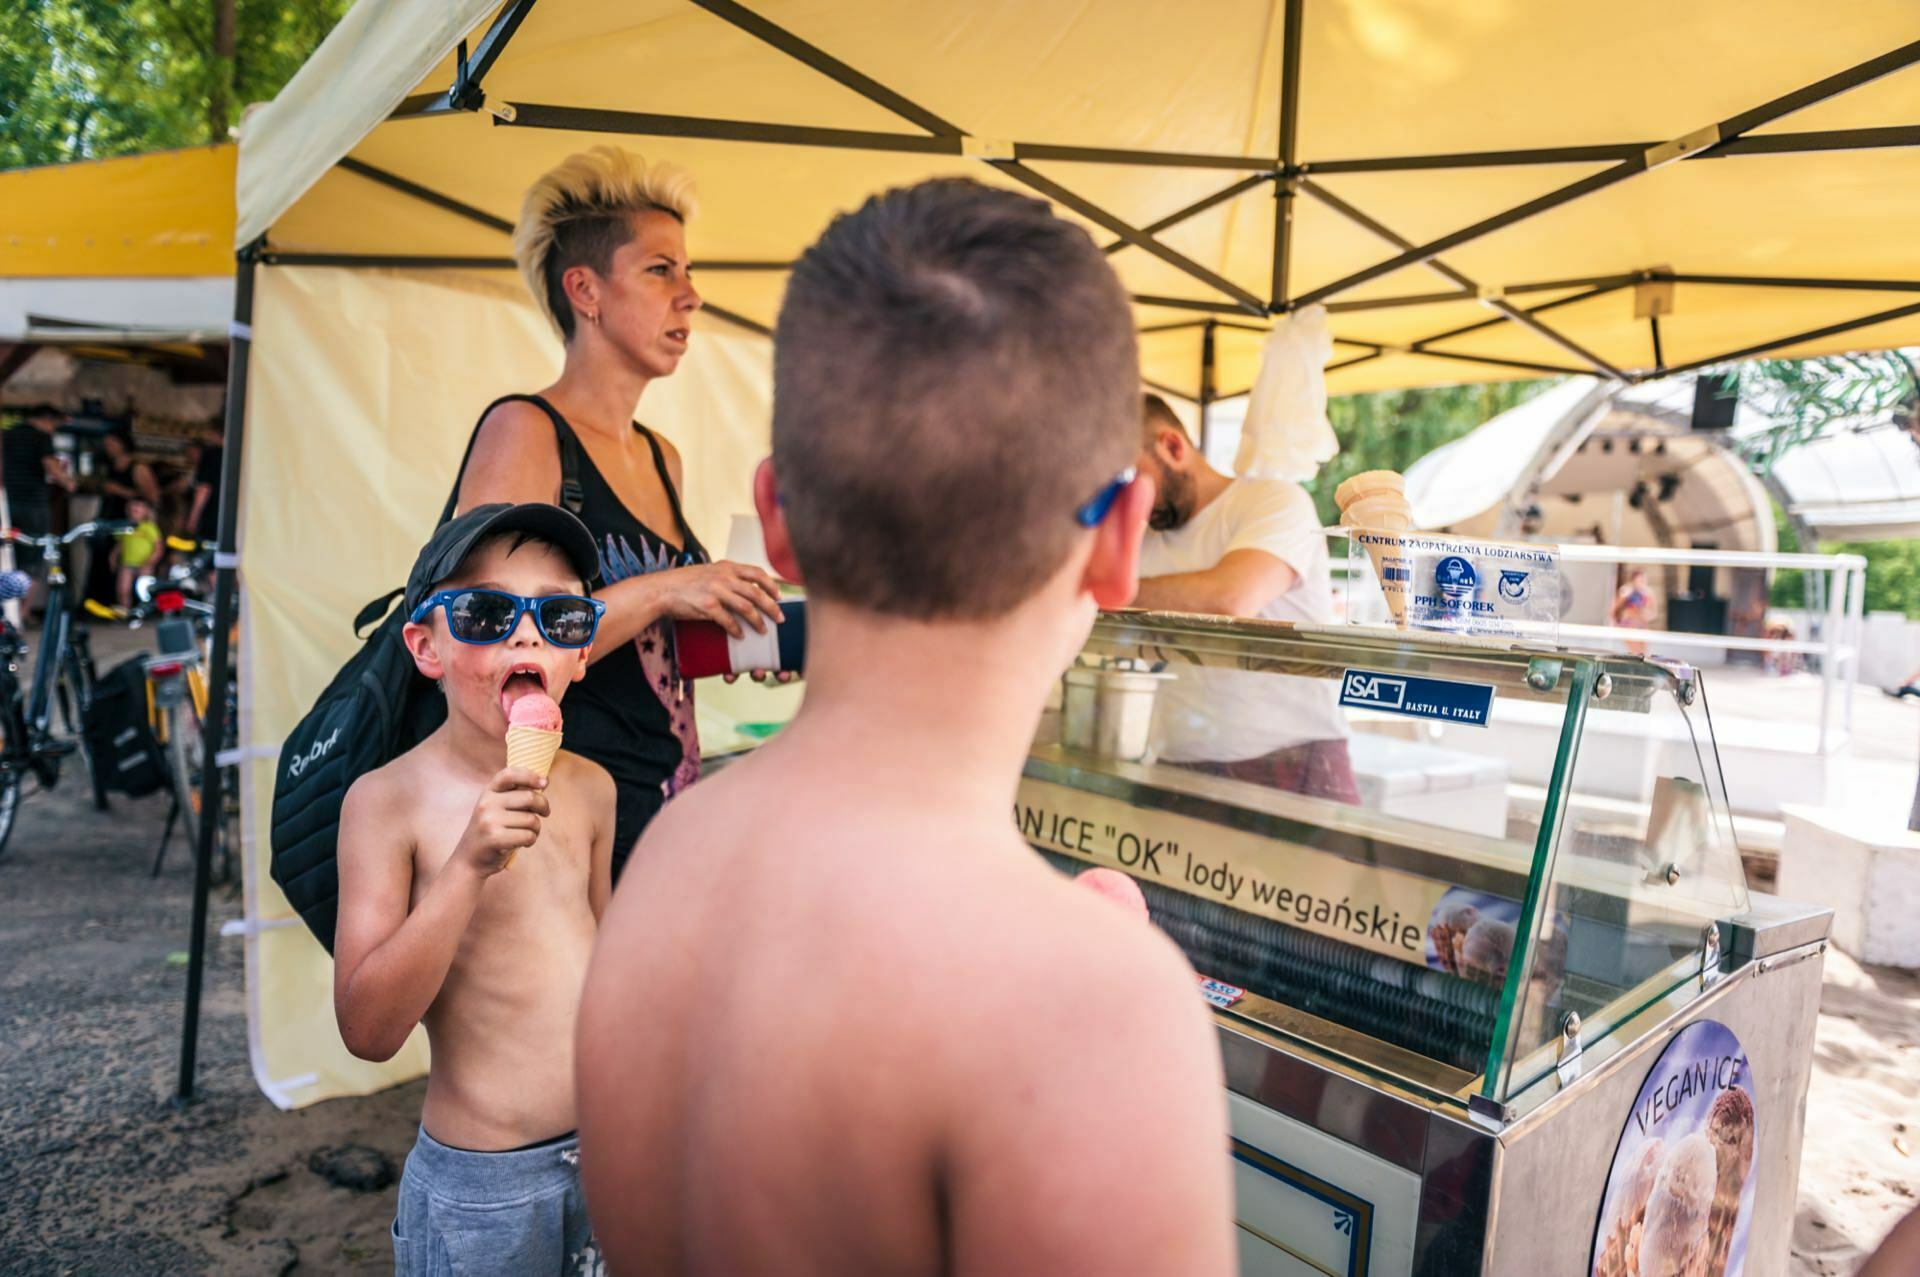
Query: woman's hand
[{"left": 657, "top": 560, "right": 784, "bottom": 637}]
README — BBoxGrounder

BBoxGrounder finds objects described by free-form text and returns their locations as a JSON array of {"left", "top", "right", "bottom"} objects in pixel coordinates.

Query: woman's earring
[{"left": 586, "top": 310, "right": 600, "bottom": 326}]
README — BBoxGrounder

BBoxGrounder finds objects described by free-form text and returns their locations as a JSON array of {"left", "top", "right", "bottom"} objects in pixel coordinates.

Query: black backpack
[
  {"left": 83, "top": 656, "right": 169, "bottom": 798},
  {"left": 269, "top": 398, "right": 586, "bottom": 952}
]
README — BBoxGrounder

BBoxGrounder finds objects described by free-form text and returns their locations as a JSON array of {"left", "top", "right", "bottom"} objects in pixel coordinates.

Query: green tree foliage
[
  {"left": 1771, "top": 503, "right": 1920, "bottom": 619},
  {"left": 1721, "top": 352, "right": 1919, "bottom": 473},
  {"left": 1306, "top": 378, "right": 1553, "bottom": 526},
  {"left": 0, "top": 1, "right": 349, "bottom": 171}
]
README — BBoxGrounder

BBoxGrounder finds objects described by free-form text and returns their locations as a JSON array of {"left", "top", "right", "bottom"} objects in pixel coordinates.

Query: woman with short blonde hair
[{"left": 456, "top": 146, "right": 782, "bottom": 877}]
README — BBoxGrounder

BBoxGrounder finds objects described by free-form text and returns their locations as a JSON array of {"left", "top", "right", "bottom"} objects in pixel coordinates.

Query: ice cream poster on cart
[
  {"left": 1346, "top": 530, "right": 1562, "bottom": 639},
  {"left": 1591, "top": 1020, "right": 1757, "bottom": 1277}
]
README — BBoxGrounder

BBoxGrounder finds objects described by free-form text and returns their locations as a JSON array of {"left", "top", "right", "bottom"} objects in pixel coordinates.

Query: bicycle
[
  {"left": 89, "top": 553, "right": 235, "bottom": 883},
  {"left": 0, "top": 520, "right": 134, "bottom": 860}
]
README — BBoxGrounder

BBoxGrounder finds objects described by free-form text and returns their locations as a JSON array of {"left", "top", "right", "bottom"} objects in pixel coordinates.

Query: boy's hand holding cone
[{"left": 1334, "top": 470, "right": 1414, "bottom": 626}]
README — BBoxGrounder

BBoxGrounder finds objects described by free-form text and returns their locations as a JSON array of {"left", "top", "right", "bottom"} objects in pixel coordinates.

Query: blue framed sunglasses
[
  {"left": 410, "top": 588, "right": 606, "bottom": 648},
  {"left": 1073, "top": 466, "right": 1137, "bottom": 528}
]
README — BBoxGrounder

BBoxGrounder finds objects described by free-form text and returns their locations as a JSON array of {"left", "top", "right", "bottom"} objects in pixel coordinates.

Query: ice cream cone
[
  {"left": 1340, "top": 493, "right": 1414, "bottom": 531},
  {"left": 505, "top": 725, "right": 564, "bottom": 778},
  {"left": 500, "top": 725, "right": 562, "bottom": 869},
  {"left": 1334, "top": 469, "right": 1405, "bottom": 509}
]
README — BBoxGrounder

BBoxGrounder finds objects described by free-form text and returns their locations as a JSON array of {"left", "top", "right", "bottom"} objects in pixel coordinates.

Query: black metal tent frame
[{"left": 176, "top": 0, "right": 1920, "bottom": 1097}]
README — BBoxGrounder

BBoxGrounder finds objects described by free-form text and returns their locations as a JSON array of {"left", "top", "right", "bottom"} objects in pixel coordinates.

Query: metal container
[{"left": 1060, "top": 658, "right": 1170, "bottom": 761}]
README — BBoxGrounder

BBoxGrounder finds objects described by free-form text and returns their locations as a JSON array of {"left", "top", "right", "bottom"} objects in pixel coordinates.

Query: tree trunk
[{"left": 209, "top": 0, "right": 237, "bottom": 141}]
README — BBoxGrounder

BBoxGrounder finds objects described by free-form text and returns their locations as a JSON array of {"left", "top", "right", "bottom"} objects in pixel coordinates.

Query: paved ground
[
  {"left": 0, "top": 629, "right": 1913, "bottom": 1274},
  {"left": 0, "top": 626, "right": 419, "bottom": 1275}
]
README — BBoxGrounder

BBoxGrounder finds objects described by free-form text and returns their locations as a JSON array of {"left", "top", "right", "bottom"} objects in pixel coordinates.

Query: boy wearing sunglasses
[
  {"left": 333, "top": 502, "right": 615, "bottom": 1277},
  {"left": 577, "top": 180, "right": 1234, "bottom": 1274}
]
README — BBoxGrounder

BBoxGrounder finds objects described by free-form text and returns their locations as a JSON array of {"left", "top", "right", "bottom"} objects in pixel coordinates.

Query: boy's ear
[
  {"left": 401, "top": 621, "right": 446, "bottom": 681},
  {"left": 1082, "top": 472, "right": 1154, "bottom": 609},
  {"left": 569, "top": 644, "right": 590, "bottom": 684},
  {"left": 752, "top": 457, "right": 804, "bottom": 584}
]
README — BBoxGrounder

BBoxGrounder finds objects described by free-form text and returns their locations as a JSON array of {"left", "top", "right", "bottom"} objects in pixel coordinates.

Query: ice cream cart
[{"left": 1023, "top": 612, "right": 1829, "bottom": 1277}]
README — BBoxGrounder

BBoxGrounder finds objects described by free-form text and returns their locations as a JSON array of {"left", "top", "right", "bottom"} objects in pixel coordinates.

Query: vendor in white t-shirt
[{"left": 1131, "top": 394, "right": 1357, "bottom": 803}]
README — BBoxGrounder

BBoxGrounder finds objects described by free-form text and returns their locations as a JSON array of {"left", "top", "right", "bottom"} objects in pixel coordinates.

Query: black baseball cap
[{"left": 405, "top": 503, "right": 601, "bottom": 616}]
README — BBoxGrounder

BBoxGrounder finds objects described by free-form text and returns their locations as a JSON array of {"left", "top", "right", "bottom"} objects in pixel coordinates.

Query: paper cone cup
[
  {"left": 505, "top": 726, "right": 564, "bottom": 779},
  {"left": 1360, "top": 532, "right": 1413, "bottom": 627},
  {"left": 1334, "top": 469, "right": 1405, "bottom": 510},
  {"left": 1341, "top": 497, "right": 1413, "bottom": 531}
]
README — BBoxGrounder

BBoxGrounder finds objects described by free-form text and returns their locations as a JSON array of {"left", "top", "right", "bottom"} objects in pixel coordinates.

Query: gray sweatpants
[{"left": 392, "top": 1127, "right": 599, "bottom": 1276}]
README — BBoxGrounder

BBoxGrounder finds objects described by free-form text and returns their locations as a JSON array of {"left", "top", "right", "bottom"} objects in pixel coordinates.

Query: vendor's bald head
[{"left": 768, "top": 178, "right": 1140, "bottom": 619}]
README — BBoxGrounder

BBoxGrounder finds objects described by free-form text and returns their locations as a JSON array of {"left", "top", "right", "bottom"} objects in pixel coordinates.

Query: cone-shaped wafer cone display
[
  {"left": 1360, "top": 532, "right": 1413, "bottom": 627},
  {"left": 505, "top": 725, "right": 564, "bottom": 778},
  {"left": 1333, "top": 469, "right": 1414, "bottom": 627}
]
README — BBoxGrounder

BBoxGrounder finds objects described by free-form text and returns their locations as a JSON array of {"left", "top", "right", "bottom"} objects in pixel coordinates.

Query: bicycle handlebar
[{"left": 3, "top": 520, "right": 136, "bottom": 547}]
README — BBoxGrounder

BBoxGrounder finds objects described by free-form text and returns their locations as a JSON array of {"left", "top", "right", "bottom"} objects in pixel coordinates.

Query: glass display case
[{"left": 1020, "top": 613, "right": 1829, "bottom": 1277}]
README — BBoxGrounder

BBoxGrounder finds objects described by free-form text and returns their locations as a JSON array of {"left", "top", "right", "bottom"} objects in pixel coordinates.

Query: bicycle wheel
[
  {"left": 0, "top": 672, "right": 23, "bottom": 862},
  {"left": 60, "top": 656, "right": 108, "bottom": 811},
  {"left": 165, "top": 705, "right": 201, "bottom": 867}
]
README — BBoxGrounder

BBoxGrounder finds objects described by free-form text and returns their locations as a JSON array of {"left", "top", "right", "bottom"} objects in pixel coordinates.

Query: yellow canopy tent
[
  {"left": 0, "top": 145, "right": 235, "bottom": 388},
  {"left": 203, "top": 0, "right": 1920, "bottom": 1108}
]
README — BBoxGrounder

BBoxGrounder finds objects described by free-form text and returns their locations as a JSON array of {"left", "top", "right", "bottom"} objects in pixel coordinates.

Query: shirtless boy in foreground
[
  {"left": 577, "top": 179, "right": 1234, "bottom": 1275},
  {"left": 334, "top": 503, "right": 615, "bottom": 1276}
]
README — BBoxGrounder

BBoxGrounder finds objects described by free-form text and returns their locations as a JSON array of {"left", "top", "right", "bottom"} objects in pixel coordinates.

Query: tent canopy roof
[
  {"left": 238, "top": 0, "right": 1920, "bottom": 397},
  {"left": 0, "top": 144, "right": 235, "bottom": 279}
]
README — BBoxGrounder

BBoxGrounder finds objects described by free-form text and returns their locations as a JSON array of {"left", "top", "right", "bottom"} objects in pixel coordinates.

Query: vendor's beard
[{"left": 1149, "top": 466, "right": 1196, "bottom": 531}]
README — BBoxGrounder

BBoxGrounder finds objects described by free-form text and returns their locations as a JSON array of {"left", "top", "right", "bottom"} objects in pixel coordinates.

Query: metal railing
[{"left": 1330, "top": 534, "right": 1868, "bottom": 755}]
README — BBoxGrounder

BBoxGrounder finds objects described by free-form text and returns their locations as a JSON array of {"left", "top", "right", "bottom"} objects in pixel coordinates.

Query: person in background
[
  {"left": 3, "top": 404, "right": 76, "bottom": 619},
  {"left": 87, "top": 429, "right": 163, "bottom": 605},
  {"left": 1131, "top": 393, "right": 1359, "bottom": 803},
  {"left": 1885, "top": 663, "right": 1920, "bottom": 701},
  {"left": 113, "top": 498, "right": 163, "bottom": 609},
  {"left": 1611, "top": 566, "right": 1655, "bottom": 655},
  {"left": 187, "top": 428, "right": 224, "bottom": 544}
]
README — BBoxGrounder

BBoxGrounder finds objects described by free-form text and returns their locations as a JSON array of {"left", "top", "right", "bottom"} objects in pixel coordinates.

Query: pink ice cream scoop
[
  {"left": 507, "top": 690, "right": 563, "bottom": 732},
  {"left": 1076, "top": 868, "right": 1149, "bottom": 921}
]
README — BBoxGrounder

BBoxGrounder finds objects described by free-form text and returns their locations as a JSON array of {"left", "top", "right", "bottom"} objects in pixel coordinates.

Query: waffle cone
[
  {"left": 1361, "top": 532, "right": 1412, "bottom": 627},
  {"left": 504, "top": 726, "right": 564, "bottom": 778}
]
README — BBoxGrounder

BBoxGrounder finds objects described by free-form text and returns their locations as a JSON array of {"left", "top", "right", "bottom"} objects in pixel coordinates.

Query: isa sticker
[
  {"left": 1197, "top": 976, "right": 1246, "bottom": 1010},
  {"left": 1340, "top": 668, "right": 1496, "bottom": 727}
]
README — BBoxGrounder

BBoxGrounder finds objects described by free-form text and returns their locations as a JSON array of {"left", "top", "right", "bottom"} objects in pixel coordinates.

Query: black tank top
[{"left": 469, "top": 396, "right": 709, "bottom": 876}]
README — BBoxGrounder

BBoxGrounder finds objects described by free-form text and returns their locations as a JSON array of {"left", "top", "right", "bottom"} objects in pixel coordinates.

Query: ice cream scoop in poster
[
  {"left": 1591, "top": 1020, "right": 1758, "bottom": 1277},
  {"left": 1425, "top": 887, "right": 1520, "bottom": 985}
]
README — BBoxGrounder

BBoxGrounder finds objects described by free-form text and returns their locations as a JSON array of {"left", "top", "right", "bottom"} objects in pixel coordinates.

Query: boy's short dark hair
[{"left": 772, "top": 178, "right": 1139, "bottom": 620}]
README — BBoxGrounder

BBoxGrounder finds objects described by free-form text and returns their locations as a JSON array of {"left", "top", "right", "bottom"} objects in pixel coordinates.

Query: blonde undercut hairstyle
[{"left": 512, "top": 147, "right": 697, "bottom": 341}]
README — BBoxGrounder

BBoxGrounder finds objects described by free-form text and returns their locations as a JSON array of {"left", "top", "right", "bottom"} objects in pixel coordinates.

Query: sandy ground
[{"left": 0, "top": 631, "right": 1914, "bottom": 1274}]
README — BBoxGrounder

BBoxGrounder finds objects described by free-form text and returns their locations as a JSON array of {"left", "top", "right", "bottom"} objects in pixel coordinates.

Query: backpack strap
[
  {"left": 362, "top": 395, "right": 589, "bottom": 639},
  {"left": 633, "top": 422, "right": 700, "bottom": 558},
  {"left": 354, "top": 587, "right": 405, "bottom": 639},
  {"left": 442, "top": 394, "right": 585, "bottom": 521}
]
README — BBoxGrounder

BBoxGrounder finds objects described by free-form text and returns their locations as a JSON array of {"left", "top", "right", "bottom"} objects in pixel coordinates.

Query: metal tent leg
[{"left": 176, "top": 242, "right": 259, "bottom": 1105}]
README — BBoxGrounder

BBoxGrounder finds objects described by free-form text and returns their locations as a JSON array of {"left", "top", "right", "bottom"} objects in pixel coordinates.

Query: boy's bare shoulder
[
  {"left": 341, "top": 744, "right": 433, "bottom": 821},
  {"left": 550, "top": 748, "right": 613, "bottom": 797}
]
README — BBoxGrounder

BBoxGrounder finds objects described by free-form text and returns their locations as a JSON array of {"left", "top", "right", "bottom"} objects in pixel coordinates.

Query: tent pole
[
  {"left": 1649, "top": 317, "right": 1666, "bottom": 373},
  {"left": 176, "top": 239, "right": 260, "bottom": 1105},
  {"left": 1104, "top": 174, "right": 1273, "bottom": 257},
  {"left": 1657, "top": 298, "right": 1920, "bottom": 379},
  {"left": 1305, "top": 122, "right": 1920, "bottom": 175},
  {"left": 1199, "top": 320, "right": 1217, "bottom": 454},
  {"left": 1271, "top": 0, "right": 1304, "bottom": 311}
]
